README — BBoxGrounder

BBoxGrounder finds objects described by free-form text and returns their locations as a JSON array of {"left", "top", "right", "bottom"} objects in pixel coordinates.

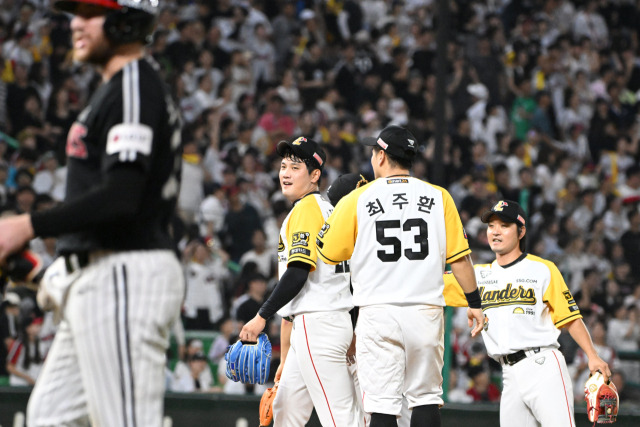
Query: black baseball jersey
[{"left": 57, "top": 59, "right": 181, "bottom": 252}]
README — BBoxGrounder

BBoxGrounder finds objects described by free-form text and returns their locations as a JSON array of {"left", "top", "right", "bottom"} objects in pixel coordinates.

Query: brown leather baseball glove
[{"left": 259, "top": 383, "right": 279, "bottom": 426}]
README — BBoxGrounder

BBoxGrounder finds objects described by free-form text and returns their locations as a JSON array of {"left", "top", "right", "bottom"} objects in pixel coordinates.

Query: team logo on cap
[
  {"left": 492, "top": 200, "right": 508, "bottom": 212},
  {"left": 292, "top": 137, "right": 307, "bottom": 145},
  {"left": 408, "top": 139, "right": 415, "bottom": 146}
]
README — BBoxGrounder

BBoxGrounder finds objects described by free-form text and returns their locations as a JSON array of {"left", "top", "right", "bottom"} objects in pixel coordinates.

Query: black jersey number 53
[{"left": 376, "top": 219, "right": 429, "bottom": 262}]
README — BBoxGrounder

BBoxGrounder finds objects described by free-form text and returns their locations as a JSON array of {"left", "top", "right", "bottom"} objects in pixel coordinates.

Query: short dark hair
[
  {"left": 372, "top": 145, "right": 413, "bottom": 170},
  {"left": 517, "top": 224, "right": 526, "bottom": 252},
  {"left": 280, "top": 145, "right": 323, "bottom": 184}
]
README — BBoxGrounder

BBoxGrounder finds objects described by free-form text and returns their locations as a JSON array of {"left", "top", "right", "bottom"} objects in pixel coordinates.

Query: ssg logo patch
[{"left": 292, "top": 232, "right": 310, "bottom": 247}]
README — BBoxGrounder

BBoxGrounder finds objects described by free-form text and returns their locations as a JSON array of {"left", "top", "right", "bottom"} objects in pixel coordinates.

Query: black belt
[
  {"left": 63, "top": 252, "right": 90, "bottom": 273},
  {"left": 500, "top": 347, "right": 541, "bottom": 366}
]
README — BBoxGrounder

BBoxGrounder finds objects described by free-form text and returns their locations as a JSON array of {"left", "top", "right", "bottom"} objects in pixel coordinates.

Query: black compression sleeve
[
  {"left": 31, "top": 165, "right": 146, "bottom": 237},
  {"left": 258, "top": 261, "right": 311, "bottom": 319}
]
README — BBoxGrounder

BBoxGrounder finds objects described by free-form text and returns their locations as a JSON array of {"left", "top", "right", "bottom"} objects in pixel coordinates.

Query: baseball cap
[
  {"left": 467, "top": 83, "right": 489, "bottom": 100},
  {"left": 3, "top": 292, "right": 21, "bottom": 306},
  {"left": 190, "top": 351, "right": 207, "bottom": 361},
  {"left": 327, "top": 173, "right": 368, "bottom": 206},
  {"left": 361, "top": 125, "right": 418, "bottom": 161},
  {"left": 481, "top": 200, "right": 527, "bottom": 227},
  {"left": 189, "top": 339, "right": 204, "bottom": 350},
  {"left": 276, "top": 136, "right": 326, "bottom": 169}
]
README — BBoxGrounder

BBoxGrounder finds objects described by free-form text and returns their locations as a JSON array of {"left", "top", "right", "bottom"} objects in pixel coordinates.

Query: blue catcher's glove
[{"left": 225, "top": 332, "right": 272, "bottom": 384}]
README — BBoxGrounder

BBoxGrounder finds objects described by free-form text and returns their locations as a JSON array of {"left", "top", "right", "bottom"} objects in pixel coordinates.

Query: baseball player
[
  {"left": 315, "top": 125, "right": 485, "bottom": 427},
  {"left": 240, "top": 136, "right": 364, "bottom": 426},
  {"left": 445, "top": 200, "right": 610, "bottom": 427},
  {"left": 0, "top": 1, "right": 185, "bottom": 426}
]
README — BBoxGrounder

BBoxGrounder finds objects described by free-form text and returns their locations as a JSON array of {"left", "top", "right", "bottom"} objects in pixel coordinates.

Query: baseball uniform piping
[
  {"left": 552, "top": 350, "right": 574, "bottom": 427},
  {"left": 553, "top": 312, "right": 582, "bottom": 327},
  {"left": 446, "top": 248, "right": 471, "bottom": 262},
  {"left": 316, "top": 247, "right": 339, "bottom": 264},
  {"left": 302, "top": 315, "right": 337, "bottom": 427},
  {"left": 114, "top": 264, "right": 137, "bottom": 427}
]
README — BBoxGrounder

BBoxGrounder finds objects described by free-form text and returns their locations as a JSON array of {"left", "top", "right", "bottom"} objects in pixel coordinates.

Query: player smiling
[{"left": 447, "top": 199, "right": 611, "bottom": 427}]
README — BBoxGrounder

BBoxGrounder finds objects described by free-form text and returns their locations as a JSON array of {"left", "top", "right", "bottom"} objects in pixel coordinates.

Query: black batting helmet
[{"left": 54, "top": 0, "right": 158, "bottom": 45}]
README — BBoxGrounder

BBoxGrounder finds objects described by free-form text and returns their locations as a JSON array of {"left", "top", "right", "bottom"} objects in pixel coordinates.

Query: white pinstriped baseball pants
[{"left": 27, "top": 250, "right": 184, "bottom": 427}]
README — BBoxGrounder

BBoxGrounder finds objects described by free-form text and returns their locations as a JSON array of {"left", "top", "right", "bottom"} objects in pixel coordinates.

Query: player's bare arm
[
  {"left": 0, "top": 214, "right": 35, "bottom": 261},
  {"left": 450, "top": 254, "right": 485, "bottom": 337},
  {"left": 275, "top": 319, "right": 293, "bottom": 382},
  {"left": 565, "top": 318, "right": 611, "bottom": 381}
]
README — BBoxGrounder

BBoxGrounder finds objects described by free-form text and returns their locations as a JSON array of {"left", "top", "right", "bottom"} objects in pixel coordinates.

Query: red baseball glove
[{"left": 585, "top": 371, "right": 619, "bottom": 424}]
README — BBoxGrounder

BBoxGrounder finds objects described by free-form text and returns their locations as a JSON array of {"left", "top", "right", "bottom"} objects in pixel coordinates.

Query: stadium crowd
[{"left": 1, "top": 0, "right": 640, "bottom": 406}]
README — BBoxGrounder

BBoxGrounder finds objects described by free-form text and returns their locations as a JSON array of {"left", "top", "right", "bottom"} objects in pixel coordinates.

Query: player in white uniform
[
  {"left": 240, "top": 136, "right": 363, "bottom": 426},
  {"left": 316, "top": 125, "right": 485, "bottom": 427},
  {"left": 445, "top": 200, "right": 611, "bottom": 427}
]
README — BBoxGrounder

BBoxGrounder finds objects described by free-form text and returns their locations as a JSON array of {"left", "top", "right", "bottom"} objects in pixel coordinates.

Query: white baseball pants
[
  {"left": 499, "top": 348, "right": 575, "bottom": 427},
  {"left": 273, "top": 311, "right": 364, "bottom": 427},
  {"left": 356, "top": 304, "right": 445, "bottom": 416},
  {"left": 27, "top": 250, "right": 184, "bottom": 427}
]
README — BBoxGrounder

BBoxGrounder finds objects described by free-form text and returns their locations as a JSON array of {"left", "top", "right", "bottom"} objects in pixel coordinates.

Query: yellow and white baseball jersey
[
  {"left": 444, "top": 253, "right": 582, "bottom": 358},
  {"left": 277, "top": 192, "right": 353, "bottom": 318},
  {"left": 316, "top": 176, "right": 470, "bottom": 307}
]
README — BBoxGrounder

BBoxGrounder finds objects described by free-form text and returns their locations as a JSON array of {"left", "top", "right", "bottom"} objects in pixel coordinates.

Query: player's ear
[
  {"left": 310, "top": 168, "right": 321, "bottom": 184},
  {"left": 519, "top": 226, "right": 526, "bottom": 239}
]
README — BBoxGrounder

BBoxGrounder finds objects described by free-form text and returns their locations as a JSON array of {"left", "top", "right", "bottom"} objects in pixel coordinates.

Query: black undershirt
[{"left": 258, "top": 261, "right": 311, "bottom": 319}]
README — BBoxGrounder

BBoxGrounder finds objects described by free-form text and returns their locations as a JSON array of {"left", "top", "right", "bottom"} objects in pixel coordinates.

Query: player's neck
[
  {"left": 101, "top": 45, "right": 145, "bottom": 82},
  {"left": 495, "top": 248, "right": 523, "bottom": 267},
  {"left": 377, "top": 166, "right": 410, "bottom": 179}
]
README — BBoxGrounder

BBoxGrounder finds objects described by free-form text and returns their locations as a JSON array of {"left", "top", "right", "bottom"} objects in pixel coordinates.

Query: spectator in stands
[
  {"left": 239, "top": 229, "right": 275, "bottom": 280},
  {"left": 220, "top": 185, "right": 262, "bottom": 263},
  {"left": 208, "top": 318, "right": 237, "bottom": 365},
  {"left": 465, "top": 366, "right": 501, "bottom": 403},
  {"left": 257, "top": 93, "right": 295, "bottom": 151},
  {"left": 618, "top": 165, "right": 640, "bottom": 201},
  {"left": 177, "top": 140, "right": 205, "bottom": 225},
  {"left": 620, "top": 209, "right": 640, "bottom": 281},
  {"left": 197, "top": 182, "right": 227, "bottom": 240},
  {"left": 171, "top": 351, "right": 215, "bottom": 393},
  {"left": 182, "top": 238, "right": 227, "bottom": 330},
  {"left": 235, "top": 272, "right": 268, "bottom": 326},
  {"left": 6, "top": 315, "right": 45, "bottom": 386},
  {"left": 0, "top": 292, "right": 21, "bottom": 377}
]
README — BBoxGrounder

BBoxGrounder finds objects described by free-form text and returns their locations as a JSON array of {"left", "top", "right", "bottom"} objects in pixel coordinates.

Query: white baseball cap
[
  {"left": 3, "top": 292, "right": 20, "bottom": 306},
  {"left": 467, "top": 83, "right": 489, "bottom": 100}
]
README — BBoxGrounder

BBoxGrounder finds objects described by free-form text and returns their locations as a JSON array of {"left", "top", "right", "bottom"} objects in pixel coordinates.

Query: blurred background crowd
[{"left": 0, "top": 0, "right": 640, "bottom": 407}]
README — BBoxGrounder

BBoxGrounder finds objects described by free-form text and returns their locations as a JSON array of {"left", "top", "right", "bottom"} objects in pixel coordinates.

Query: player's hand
[
  {"left": 0, "top": 214, "right": 35, "bottom": 262},
  {"left": 274, "top": 363, "right": 284, "bottom": 384},
  {"left": 588, "top": 356, "right": 611, "bottom": 383},
  {"left": 467, "top": 307, "right": 486, "bottom": 338},
  {"left": 346, "top": 333, "right": 356, "bottom": 365},
  {"left": 239, "top": 314, "right": 266, "bottom": 342}
]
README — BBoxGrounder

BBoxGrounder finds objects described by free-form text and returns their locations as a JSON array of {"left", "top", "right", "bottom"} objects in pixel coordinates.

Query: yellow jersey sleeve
[
  {"left": 316, "top": 186, "right": 362, "bottom": 265},
  {"left": 441, "top": 188, "right": 471, "bottom": 263},
  {"left": 443, "top": 272, "right": 469, "bottom": 307},
  {"left": 541, "top": 259, "right": 582, "bottom": 328},
  {"left": 287, "top": 197, "right": 324, "bottom": 271}
]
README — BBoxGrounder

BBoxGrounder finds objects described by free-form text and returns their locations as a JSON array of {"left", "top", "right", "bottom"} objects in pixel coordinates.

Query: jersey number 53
[{"left": 376, "top": 218, "right": 429, "bottom": 262}]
